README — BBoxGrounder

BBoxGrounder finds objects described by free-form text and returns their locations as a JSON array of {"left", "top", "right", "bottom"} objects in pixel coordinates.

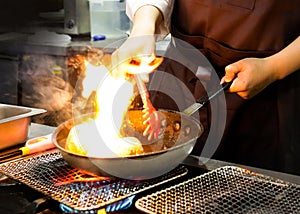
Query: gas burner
[{"left": 0, "top": 150, "right": 188, "bottom": 212}]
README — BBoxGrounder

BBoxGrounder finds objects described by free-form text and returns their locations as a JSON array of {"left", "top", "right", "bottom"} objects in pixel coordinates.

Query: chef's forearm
[
  {"left": 126, "top": 0, "right": 173, "bottom": 36},
  {"left": 130, "top": 5, "right": 163, "bottom": 37},
  {"left": 267, "top": 36, "right": 300, "bottom": 80}
]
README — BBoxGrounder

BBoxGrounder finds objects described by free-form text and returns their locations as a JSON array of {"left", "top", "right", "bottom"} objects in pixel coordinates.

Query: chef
[{"left": 112, "top": 0, "right": 300, "bottom": 175}]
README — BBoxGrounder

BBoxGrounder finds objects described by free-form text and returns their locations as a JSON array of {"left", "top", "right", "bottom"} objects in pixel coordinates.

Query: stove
[
  {"left": 136, "top": 166, "right": 300, "bottom": 213},
  {"left": 0, "top": 150, "right": 205, "bottom": 214},
  {"left": 0, "top": 149, "right": 299, "bottom": 214}
]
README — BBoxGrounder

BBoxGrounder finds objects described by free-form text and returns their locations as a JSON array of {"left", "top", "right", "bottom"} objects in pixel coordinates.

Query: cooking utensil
[
  {"left": 134, "top": 74, "right": 162, "bottom": 141},
  {"left": 183, "top": 81, "right": 233, "bottom": 116},
  {"left": 52, "top": 110, "right": 203, "bottom": 180},
  {"left": 52, "top": 79, "right": 232, "bottom": 180},
  {"left": 0, "top": 134, "right": 54, "bottom": 162},
  {"left": 127, "top": 56, "right": 163, "bottom": 141}
]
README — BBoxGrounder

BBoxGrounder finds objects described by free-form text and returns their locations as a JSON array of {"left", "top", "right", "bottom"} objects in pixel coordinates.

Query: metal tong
[
  {"left": 134, "top": 73, "right": 161, "bottom": 140},
  {"left": 127, "top": 56, "right": 163, "bottom": 141}
]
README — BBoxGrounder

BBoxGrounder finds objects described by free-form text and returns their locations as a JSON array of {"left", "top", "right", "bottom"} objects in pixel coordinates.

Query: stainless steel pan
[
  {"left": 52, "top": 110, "right": 203, "bottom": 180},
  {"left": 52, "top": 81, "right": 231, "bottom": 180}
]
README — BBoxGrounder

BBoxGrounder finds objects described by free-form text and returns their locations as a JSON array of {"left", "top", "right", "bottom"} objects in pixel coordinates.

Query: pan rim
[{"left": 52, "top": 109, "right": 203, "bottom": 160}]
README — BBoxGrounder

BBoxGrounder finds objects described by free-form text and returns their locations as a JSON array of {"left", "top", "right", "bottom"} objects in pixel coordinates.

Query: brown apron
[{"left": 150, "top": 0, "right": 300, "bottom": 175}]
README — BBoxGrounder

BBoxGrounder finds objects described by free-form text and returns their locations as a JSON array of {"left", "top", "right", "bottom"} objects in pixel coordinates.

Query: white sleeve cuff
[{"left": 126, "top": 0, "right": 174, "bottom": 37}]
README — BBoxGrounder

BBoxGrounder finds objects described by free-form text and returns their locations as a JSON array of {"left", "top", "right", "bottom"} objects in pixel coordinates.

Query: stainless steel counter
[
  {"left": 28, "top": 122, "right": 56, "bottom": 139},
  {"left": 183, "top": 155, "right": 300, "bottom": 185}
]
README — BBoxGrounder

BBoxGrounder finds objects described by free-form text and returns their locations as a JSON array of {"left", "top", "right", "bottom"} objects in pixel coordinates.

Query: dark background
[{"left": 0, "top": 0, "right": 63, "bottom": 31}]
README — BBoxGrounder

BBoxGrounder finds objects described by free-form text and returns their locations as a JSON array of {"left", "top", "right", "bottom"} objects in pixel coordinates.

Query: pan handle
[
  {"left": 196, "top": 81, "right": 233, "bottom": 106},
  {"left": 183, "top": 80, "right": 233, "bottom": 116}
]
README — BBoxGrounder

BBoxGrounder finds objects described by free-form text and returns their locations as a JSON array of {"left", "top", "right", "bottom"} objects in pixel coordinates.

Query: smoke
[
  {"left": 17, "top": 47, "right": 113, "bottom": 126},
  {"left": 18, "top": 54, "right": 74, "bottom": 126}
]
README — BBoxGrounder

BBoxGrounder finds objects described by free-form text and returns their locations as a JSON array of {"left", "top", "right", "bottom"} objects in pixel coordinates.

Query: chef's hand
[
  {"left": 221, "top": 58, "right": 277, "bottom": 99},
  {"left": 111, "top": 35, "right": 156, "bottom": 82},
  {"left": 111, "top": 5, "right": 163, "bottom": 80},
  {"left": 221, "top": 36, "right": 300, "bottom": 99}
]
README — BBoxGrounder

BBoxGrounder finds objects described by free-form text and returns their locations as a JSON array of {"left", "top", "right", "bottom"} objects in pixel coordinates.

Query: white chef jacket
[{"left": 126, "top": 0, "right": 174, "bottom": 37}]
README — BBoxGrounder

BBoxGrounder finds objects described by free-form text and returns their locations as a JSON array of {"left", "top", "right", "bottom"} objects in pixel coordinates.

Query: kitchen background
[{"left": 0, "top": 0, "right": 133, "bottom": 127}]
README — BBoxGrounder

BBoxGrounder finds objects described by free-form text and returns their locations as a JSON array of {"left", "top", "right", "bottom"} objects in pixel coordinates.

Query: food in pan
[
  {"left": 121, "top": 109, "right": 180, "bottom": 148},
  {"left": 64, "top": 108, "right": 189, "bottom": 157}
]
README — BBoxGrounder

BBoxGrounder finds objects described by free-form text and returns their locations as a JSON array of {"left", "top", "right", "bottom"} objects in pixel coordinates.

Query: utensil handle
[
  {"left": 0, "top": 134, "right": 54, "bottom": 162},
  {"left": 25, "top": 134, "right": 54, "bottom": 155},
  {"left": 134, "top": 74, "right": 150, "bottom": 103},
  {"left": 196, "top": 81, "right": 233, "bottom": 105}
]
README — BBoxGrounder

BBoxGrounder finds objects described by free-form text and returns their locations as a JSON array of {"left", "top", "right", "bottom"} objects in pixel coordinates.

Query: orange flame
[{"left": 66, "top": 56, "right": 162, "bottom": 157}]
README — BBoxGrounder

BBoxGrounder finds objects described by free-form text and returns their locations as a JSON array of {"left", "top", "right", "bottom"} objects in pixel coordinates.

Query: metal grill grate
[
  {"left": 0, "top": 150, "right": 188, "bottom": 211},
  {"left": 135, "top": 166, "right": 300, "bottom": 214}
]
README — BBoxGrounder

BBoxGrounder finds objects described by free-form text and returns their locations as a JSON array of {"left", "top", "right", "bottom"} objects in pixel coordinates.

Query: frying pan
[
  {"left": 52, "top": 110, "right": 203, "bottom": 180},
  {"left": 52, "top": 81, "right": 231, "bottom": 180}
]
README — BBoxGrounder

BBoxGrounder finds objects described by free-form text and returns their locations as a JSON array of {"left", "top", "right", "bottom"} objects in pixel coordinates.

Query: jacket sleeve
[{"left": 126, "top": 0, "right": 174, "bottom": 37}]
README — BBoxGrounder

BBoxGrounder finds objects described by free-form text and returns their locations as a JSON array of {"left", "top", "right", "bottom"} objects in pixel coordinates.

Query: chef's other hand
[{"left": 221, "top": 58, "right": 277, "bottom": 99}]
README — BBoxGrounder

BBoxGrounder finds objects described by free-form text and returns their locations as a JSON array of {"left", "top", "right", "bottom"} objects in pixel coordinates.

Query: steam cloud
[{"left": 18, "top": 50, "right": 100, "bottom": 126}]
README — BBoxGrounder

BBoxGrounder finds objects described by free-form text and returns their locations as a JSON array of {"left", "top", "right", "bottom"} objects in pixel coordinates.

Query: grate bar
[
  {"left": 135, "top": 166, "right": 300, "bottom": 214},
  {"left": 0, "top": 150, "right": 188, "bottom": 211}
]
